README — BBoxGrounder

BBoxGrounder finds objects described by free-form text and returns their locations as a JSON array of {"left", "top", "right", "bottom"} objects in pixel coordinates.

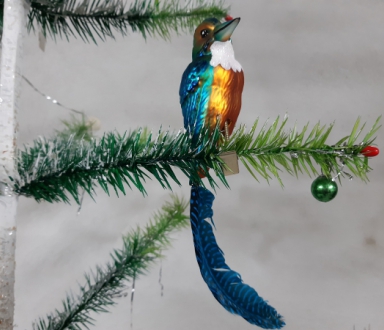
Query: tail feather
[{"left": 190, "top": 185, "right": 285, "bottom": 329}]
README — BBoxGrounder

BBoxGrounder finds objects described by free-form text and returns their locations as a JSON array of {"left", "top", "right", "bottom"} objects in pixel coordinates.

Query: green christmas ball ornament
[{"left": 311, "top": 175, "right": 338, "bottom": 202}]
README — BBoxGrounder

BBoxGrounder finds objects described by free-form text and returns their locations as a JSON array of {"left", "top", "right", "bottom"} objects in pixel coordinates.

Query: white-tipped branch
[{"left": 11, "top": 116, "right": 381, "bottom": 204}]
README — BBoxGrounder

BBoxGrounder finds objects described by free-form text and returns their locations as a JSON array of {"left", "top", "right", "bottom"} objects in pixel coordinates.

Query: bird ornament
[{"left": 179, "top": 17, "right": 285, "bottom": 329}]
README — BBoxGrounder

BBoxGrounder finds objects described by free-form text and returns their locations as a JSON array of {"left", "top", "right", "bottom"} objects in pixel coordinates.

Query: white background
[{"left": 15, "top": 1, "right": 384, "bottom": 329}]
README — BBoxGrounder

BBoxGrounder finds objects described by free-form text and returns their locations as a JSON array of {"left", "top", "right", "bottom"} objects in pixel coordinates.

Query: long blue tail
[{"left": 190, "top": 185, "right": 285, "bottom": 329}]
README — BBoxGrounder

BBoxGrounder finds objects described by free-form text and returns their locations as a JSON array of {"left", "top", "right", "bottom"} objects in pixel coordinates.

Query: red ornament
[
  {"left": 225, "top": 15, "right": 234, "bottom": 21},
  {"left": 360, "top": 146, "right": 379, "bottom": 157}
]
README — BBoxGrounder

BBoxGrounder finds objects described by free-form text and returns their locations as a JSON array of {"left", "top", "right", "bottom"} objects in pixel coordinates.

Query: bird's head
[{"left": 192, "top": 17, "right": 240, "bottom": 60}]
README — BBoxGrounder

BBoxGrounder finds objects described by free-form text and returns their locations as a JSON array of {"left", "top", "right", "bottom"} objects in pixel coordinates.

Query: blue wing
[
  {"left": 179, "top": 59, "right": 214, "bottom": 140},
  {"left": 190, "top": 186, "right": 285, "bottom": 329}
]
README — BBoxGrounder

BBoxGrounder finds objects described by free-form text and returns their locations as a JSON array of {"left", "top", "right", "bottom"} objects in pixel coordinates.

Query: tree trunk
[{"left": 0, "top": 0, "right": 29, "bottom": 328}]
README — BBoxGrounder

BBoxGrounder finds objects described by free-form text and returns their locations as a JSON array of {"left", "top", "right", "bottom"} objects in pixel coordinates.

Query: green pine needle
[
  {"left": 56, "top": 114, "right": 95, "bottom": 142},
  {"left": 26, "top": 0, "right": 228, "bottom": 42},
  {"left": 32, "top": 195, "right": 189, "bottom": 330},
  {"left": 12, "top": 116, "right": 380, "bottom": 204}
]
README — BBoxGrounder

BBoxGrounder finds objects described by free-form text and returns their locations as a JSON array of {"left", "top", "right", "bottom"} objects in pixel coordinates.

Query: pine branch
[
  {"left": 221, "top": 115, "right": 381, "bottom": 185},
  {"left": 32, "top": 195, "right": 189, "bottom": 330},
  {"left": 26, "top": 0, "right": 228, "bottom": 42},
  {"left": 55, "top": 113, "right": 95, "bottom": 142},
  {"left": 13, "top": 125, "right": 221, "bottom": 203},
  {"left": 11, "top": 116, "right": 381, "bottom": 204}
]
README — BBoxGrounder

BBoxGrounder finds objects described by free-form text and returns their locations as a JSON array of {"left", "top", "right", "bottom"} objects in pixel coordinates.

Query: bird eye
[{"left": 200, "top": 29, "right": 209, "bottom": 38}]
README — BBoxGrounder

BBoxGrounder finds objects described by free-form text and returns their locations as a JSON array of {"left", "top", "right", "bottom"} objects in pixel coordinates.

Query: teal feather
[
  {"left": 190, "top": 185, "right": 285, "bottom": 329},
  {"left": 179, "top": 57, "right": 214, "bottom": 143}
]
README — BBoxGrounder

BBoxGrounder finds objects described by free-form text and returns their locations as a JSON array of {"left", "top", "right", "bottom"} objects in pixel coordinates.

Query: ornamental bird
[
  {"left": 180, "top": 18, "right": 285, "bottom": 329},
  {"left": 179, "top": 17, "right": 244, "bottom": 142}
]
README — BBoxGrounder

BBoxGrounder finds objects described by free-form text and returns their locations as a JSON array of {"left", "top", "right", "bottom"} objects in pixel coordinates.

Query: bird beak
[{"left": 214, "top": 17, "right": 240, "bottom": 42}]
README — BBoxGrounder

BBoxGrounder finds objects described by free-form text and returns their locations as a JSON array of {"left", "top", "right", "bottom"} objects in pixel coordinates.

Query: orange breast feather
[{"left": 206, "top": 65, "right": 244, "bottom": 136}]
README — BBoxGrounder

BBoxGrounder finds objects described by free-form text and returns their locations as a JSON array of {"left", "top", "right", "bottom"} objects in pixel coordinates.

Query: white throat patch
[{"left": 210, "top": 40, "right": 242, "bottom": 72}]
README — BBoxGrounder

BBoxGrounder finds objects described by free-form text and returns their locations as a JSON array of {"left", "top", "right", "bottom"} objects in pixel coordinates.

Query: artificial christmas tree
[{"left": 1, "top": 1, "right": 383, "bottom": 329}]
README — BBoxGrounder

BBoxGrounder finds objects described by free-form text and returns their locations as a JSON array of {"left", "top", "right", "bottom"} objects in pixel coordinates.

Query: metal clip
[{"left": 220, "top": 151, "right": 239, "bottom": 176}]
